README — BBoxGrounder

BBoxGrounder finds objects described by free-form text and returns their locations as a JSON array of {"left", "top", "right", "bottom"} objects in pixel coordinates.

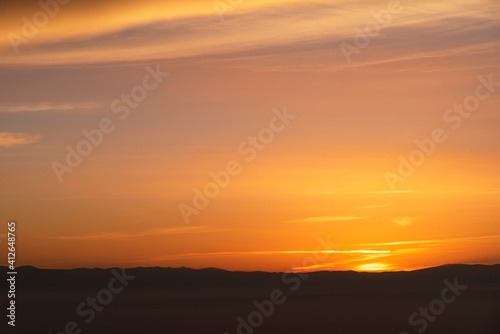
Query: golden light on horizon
[{"left": 356, "top": 263, "right": 392, "bottom": 272}]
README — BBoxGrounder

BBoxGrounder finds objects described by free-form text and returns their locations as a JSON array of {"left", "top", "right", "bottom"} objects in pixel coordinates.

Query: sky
[{"left": 0, "top": 0, "right": 499, "bottom": 272}]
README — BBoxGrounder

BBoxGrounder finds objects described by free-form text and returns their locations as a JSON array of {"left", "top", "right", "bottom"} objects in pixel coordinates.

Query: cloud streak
[
  {"left": 292, "top": 248, "right": 425, "bottom": 271},
  {"left": 357, "top": 204, "right": 388, "bottom": 210},
  {"left": 50, "top": 226, "right": 224, "bottom": 240},
  {"left": 1, "top": 0, "right": 498, "bottom": 69},
  {"left": 287, "top": 216, "right": 366, "bottom": 223},
  {"left": 388, "top": 217, "right": 424, "bottom": 226},
  {"left": 360, "top": 234, "right": 500, "bottom": 247},
  {"left": 0, "top": 102, "right": 103, "bottom": 113},
  {"left": 0, "top": 132, "right": 42, "bottom": 147},
  {"left": 150, "top": 249, "right": 391, "bottom": 262},
  {"left": 178, "top": 250, "right": 391, "bottom": 257}
]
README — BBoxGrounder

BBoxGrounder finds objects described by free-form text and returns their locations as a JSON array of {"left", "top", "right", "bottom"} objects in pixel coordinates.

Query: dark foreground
[{"left": 2, "top": 264, "right": 500, "bottom": 334}]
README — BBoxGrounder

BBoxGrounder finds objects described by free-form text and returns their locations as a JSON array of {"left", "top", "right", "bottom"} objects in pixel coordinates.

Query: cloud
[
  {"left": 372, "top": 190, "right": 500, "bottom": 195},
  {"left": 50, "top": 226, "right": 223, "bottom": 240},
  {"left": 357, "top": 204, "right": 388, "bottom": 210},
  {"left": 0, "top": 102, "right": 103, "bottom": 113},
  {"left": 1, "top": 0, "right": 497, "bottom": 68},
  {"left": 372, "top": 190, "right": 417, "bottom": 194},
  {"left": 287, "top": 216, "right": 366, "bottom": 223},
  {"left": 292, "top": 248, "right": 424, "bottom": 271},
  {"left": 150, "top": 249, "right": 391, "bottom": 262},
  {"left": 360, "top": 234, "right": 500, "bottom": 247},
  {"left": 180, "top": 250, "right": 390, "bottom": 256},
  {"left": 388, "top": 216, "right": 424, "bottom": 226},
  {"left": 0, "top": 132, "right": 42, "bottom": 147}
]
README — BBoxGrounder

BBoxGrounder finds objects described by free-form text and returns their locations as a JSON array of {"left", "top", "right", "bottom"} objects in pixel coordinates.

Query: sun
[{"left": 356, "top": 263, "right": 391, "bottom": 272}]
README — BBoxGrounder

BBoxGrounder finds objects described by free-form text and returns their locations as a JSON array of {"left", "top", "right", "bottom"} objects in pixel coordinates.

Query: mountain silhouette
[{"left": 2, "top": 264, "right": 499, "bottom": 334}]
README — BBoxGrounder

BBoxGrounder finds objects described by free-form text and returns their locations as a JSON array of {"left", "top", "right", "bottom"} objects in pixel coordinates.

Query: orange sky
[{"left": 0, "top": 0, "right": 499, "bottom": 272}]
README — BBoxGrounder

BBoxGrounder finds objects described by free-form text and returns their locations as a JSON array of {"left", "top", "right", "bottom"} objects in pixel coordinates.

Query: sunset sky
[{"left": 1, "top": 0, "right": 499, "bottom": 272}]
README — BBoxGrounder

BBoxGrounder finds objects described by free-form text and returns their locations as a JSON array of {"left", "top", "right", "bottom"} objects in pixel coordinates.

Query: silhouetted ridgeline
[{"left": 2, "top": 264, "right": 499, "bottom": 334}]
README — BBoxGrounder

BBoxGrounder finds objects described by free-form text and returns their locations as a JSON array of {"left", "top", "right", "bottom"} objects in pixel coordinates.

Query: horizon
[{"left": 4, "top": 262, "right": 499, "bottom": 274}]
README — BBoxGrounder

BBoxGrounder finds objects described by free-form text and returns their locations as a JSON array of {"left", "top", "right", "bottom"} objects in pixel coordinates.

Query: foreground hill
[{"left": 2, "top": 264, "right": 499, "bottom": 333}]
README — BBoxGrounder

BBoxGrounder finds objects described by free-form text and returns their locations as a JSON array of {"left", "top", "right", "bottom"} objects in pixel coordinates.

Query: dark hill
[{"left": 2, "top": 264, "right": 499, "bottom": 334}]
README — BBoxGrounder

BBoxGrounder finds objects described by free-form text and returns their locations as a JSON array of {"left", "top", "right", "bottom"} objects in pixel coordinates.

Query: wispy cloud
[
  {"left": 150, "top": 249, "right": 391, "bottom": 262},
  {"left": 0, "top": 132, "right": 42, "bottom": 147},
  {"left": 373, "top": 190, "right": 500, "bottom": 195},
  {"left": 0, "top": 102, "right": 103, "bottom": 113},
  {"left": 388, "top": 216, "right": 424, "bottom": 226},
  {"left": 292, "top": 248, "right": 424, "bottom": 271},
  {"left": 2, "top": 0, "right": 497, "bottom": 68},
  {"left": 372, "top": 190, "right": 417, "bottom": 194},
  {"left": 357, "top": 204, "right": 388, "bottom": 210},
  {"left": 50, "top": 226, "right": 223, "bottom": 240},
  {"left": 178, "top": 250, "right": 391, "bottom": 257},
  {"left": 287, "top": 216, "right": 366, "bottom": 223},
  {"left": 361, "top": 234, "right": 500, "bottom": 247}
]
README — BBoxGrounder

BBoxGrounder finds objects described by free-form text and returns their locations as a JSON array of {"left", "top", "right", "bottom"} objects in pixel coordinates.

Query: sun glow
[{"left": 356, "top": 263, "right": 391, "bottom": 272}]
